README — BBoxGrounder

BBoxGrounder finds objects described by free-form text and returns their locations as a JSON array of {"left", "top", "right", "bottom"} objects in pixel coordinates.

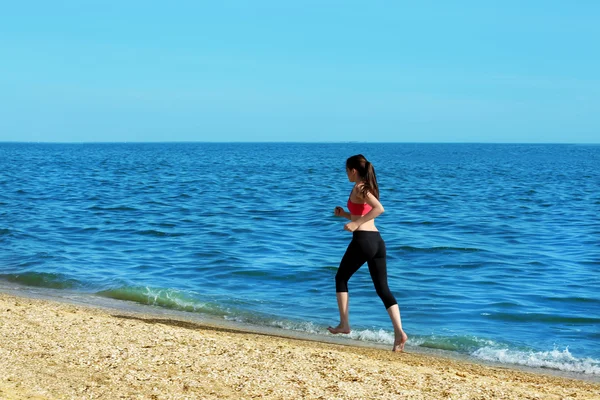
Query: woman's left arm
[{"left": 344, "top": 192, "right": 385, "bottom": 231}]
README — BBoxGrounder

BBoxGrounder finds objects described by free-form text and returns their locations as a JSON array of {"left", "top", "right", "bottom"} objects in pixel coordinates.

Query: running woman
[{"left": 328, "top": 154, "right": 408, "bottom": 352}]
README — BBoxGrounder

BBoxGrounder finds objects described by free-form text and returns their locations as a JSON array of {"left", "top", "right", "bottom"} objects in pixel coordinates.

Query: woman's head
[{"left": 346, "top": 154, "right": 379, "bottom": 199}]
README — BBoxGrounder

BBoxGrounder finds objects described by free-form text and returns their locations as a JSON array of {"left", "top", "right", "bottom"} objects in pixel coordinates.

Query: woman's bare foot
[
  {"left": 327, "top": 324, "right": 350, "bottom": 334},
  {"left": 392, "top": 330, "right": 408, "bottom": 352}
]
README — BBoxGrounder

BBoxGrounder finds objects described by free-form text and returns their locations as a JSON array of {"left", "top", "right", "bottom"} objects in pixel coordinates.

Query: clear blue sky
[{"left": 1, "top": 1, "right": 598, "bottom": 143}]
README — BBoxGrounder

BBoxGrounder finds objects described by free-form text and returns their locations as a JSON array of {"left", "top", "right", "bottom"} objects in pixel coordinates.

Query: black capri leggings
[{"left": 335, "top": 230, "right": 398, "bottom": 309}]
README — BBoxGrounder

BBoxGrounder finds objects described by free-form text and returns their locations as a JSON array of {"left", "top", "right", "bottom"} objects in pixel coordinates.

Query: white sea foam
[
  {"left": 472, "top": 347, "right": 600, "bottom": 375},
  {"left": 347, "top": 329, "right": 394, "bottom": 344},
  {"left": 268, "top": 319, "right": 321, "bottom": 334}
]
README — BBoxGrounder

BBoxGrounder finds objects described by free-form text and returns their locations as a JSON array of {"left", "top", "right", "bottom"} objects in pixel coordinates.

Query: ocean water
[{"left": 1, "top": 142, "right": 599, "bottom": 376}]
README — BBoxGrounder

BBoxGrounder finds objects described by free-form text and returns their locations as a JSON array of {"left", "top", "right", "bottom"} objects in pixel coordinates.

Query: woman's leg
[
  {"left": 328, "top": 239, "right": 366, "bottom": 334},
  {"left": 367, "top": 238, "right": 408, "bottom": 351},
  {"left": 386, "top": 304, "right": 408, "bottom": 352},
  {"left": 328, "top": 292, "right": 350, "bottom": 334}
]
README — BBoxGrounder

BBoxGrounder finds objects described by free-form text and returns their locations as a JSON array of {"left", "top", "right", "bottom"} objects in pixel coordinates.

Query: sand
[{"left": 0, "top": 292, "right": 598, "bottom": 400}]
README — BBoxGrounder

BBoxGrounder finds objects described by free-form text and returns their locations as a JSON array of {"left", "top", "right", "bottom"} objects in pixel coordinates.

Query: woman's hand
[
  {"left": 334, "top": 206, "right": 345, "bottom": 217},
  {"left": 344, "top": 221, "right": 359, "bottom": 232}
]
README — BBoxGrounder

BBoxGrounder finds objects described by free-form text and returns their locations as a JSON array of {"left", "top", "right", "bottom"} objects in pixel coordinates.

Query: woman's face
[{"left": 346, "top": 167, "right": 357, "bottom": 182}]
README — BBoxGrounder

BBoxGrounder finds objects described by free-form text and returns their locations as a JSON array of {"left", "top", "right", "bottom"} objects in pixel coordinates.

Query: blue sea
[{"left": 1, "top": 142, "right": 599, "bottom": 377}]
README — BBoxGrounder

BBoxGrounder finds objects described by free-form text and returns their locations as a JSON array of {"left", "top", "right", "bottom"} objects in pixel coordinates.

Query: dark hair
[{"left": 346, "top": 154, "right": 380, "bottom": 200}]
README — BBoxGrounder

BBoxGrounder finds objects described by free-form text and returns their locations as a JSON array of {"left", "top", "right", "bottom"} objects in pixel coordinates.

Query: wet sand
[{"left": 1, "top": 292, "right": 599, "bottom": 399}]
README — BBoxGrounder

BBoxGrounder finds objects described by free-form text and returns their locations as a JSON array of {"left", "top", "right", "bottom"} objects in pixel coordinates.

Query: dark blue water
[{"left": 1, "top": 142, "right": 599, "bottom": 375}]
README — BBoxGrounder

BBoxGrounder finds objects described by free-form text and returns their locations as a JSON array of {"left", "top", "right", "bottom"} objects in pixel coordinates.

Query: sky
[{"left": 1, "top": 1, "right": 599, "bottom": 143}]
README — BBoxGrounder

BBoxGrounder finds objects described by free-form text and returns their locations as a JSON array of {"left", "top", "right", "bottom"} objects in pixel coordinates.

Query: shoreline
[
  {"left": 1, "top": 283, "right": 598, "bottom": 383},
  {"left": 1, "top": 291, "right": 599, "bottom": 399}
]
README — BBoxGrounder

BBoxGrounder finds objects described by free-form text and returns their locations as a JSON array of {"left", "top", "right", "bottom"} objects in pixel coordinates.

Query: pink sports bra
[{"left": 347, "top": 195, "right": 373, "bottom": 216}]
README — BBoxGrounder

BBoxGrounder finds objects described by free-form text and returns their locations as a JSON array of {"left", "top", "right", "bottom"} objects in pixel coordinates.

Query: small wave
[
  {"left": 136, "top": 230, "right": 185, "bottom": 237},
  {"left": 399, "top": 221, "right": 437, "bottom": 226},
  {"left": 488, "top": 312, "right": 600, "bottom": 324},
  {"left": 409, "top": 335, "right": 497, "bottom": 353},
  {"left": 230, "top": 269, "right": 270, "bottom": 278},
  {"left": 231, "top": 227, "right": 253, "bottom": 234},
  {"left": 96, "top": 286, "right": 215, "bottom": 313},
  {"left": 472, "top": 347, "right": 600, "bottom": 375},
  {"left": 489, "top": 301, "right": 520, "bottom": 308},
  {"left": 0, "top": 272, "right": 80, "bottom": 289},
  {"left": 394, "top": 246, "right": 482, "bottom": 253},
  {"left": 88, "top": 205, "right": 138, "bottom": 212},
  {"left": 0, "top": 228, "right": 10, "bottom": 236},
  {"left": 224, "top": 316, "right": 323, "bottom": 335},
  {"left": 544, "top": 296, "right": 600, "bottom": 305},
  {"left": 441, "top": 263, "right": 483, "bottom": 270},
  {"left": 581, "top": 261, "right": 600, "bottom": 266}
]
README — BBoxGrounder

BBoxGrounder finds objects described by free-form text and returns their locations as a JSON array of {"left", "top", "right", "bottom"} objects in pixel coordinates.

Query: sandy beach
[{"left": 0, "top": 293, "right": 598, "bottom": 400}]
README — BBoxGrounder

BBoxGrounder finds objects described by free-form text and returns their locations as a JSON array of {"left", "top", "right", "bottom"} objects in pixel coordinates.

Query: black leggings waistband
[{"left": 351, "top": 230, "right": 382, "bottom": 238}]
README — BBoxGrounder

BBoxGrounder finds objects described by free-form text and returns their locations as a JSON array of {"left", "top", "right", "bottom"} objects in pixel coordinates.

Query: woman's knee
[
  {"left": 374, "top": 284, "right": 397, "bottom": 309},
  {"left": 379, "top": 292, "right": 397, "bottom": 309},
  {"left": 382, "top": 294, "right": 397, "bottom": 309},
  {"left": 335, "top": 272, "right": 349, "bottom": 292}
]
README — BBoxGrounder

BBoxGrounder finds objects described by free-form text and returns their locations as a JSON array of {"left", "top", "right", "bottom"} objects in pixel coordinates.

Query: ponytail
[
  {"left": 363, "top": 161, "right": 380, "bottom": 200},
  {"left": 346, "top": 155, "right": 380, "bottom": 200}
]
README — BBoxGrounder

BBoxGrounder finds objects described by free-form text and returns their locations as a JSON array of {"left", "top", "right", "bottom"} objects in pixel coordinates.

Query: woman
[{"left": 328, "top": 154, "right": 408, "bottom": 352}]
